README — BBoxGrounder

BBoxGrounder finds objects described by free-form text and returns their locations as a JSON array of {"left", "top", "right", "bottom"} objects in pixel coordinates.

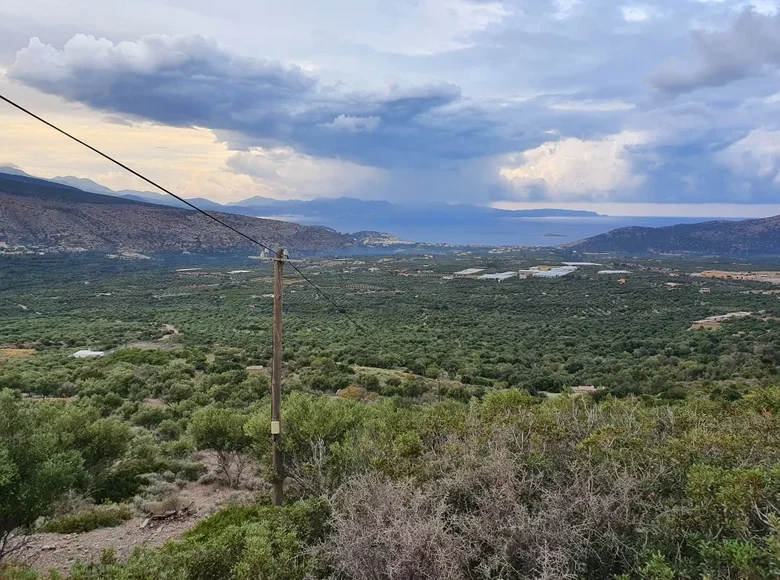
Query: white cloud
[
  {"left": 320, "top": 114, "right": 381, "bottom": 133},
  {"left": 718, "top": 129, "right": 780, "bottom": 184},
  {"left": 548, "top": 99, "right": 636, "bottom": 112},
  {"left": 499, "top": 131, "right": 652, "bottom": 200},
  {"left": 553, "top": 0, "right": 580, "bottom": 20},
  {"left": 227, "top": 146, "right": 386, "bottom": 198},
  {"left": 621, "top": 5, "right": 654, "bottom": 22},
  {"left": 751, "top": 1, "right": 779, "bottom": 17}
]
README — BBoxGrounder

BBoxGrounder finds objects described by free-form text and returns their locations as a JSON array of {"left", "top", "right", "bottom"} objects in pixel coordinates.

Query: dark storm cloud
[
  {"left": 6, "top": 1, "right": 780, "bottom": 205},
  {"left": 8, "top": 35, "right": 481, "bottom": 169},
  {"left": 649, "top": 9, "right": 780, "bottom": 95},
  {"left": 9, "top": 35, "right": 317, "bottom": 126},
  {"left": 6, "top": 32, "right": 633, "bottom": 173}
]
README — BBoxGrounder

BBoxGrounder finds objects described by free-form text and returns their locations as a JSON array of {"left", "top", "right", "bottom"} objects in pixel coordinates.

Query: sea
[{"left": 306, "top": 215, "right": 734, "bottom": 247}]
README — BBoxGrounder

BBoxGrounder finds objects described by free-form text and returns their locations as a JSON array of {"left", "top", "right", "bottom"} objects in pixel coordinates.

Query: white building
[
  {"left": 478, "top": 272, "right": 517, "bottom": 281},
  {"left": 70, "top": 350, "right": 106, "bottom": 359},
  {"left": 454, "top": 268, "right": 485, "bottom": 277},
  {"left": 532, "top": 266, "right": 578, "bottom": 278}
]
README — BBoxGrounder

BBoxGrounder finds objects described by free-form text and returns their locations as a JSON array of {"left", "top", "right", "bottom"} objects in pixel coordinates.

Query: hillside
[
  {"left": 567, "top": 215, "right": 780, "bottom": 256},
  {"left": 0, "top": 173, "right": 357, "bottom": 253}
]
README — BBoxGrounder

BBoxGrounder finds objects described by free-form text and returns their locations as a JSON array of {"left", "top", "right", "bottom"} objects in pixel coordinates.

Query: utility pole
[{"left": 271, "top": 247, "right": 284, "bottom": 506}]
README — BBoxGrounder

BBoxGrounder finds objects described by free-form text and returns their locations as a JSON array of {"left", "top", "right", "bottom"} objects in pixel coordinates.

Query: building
[
  {"left": 531, "top": 266, "right": 578, "bottom": 278},
  {"left": 454, "top": 268, "right": 485, "bottom": 277},
  {"left": 478, "top": 272, "right": 517, "bottom": 281},
  {"left": 70, "top": 350, "right": 105, "bottom": 359}
]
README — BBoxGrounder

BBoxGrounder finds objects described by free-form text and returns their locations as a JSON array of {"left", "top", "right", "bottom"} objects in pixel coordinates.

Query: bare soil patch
[{"left": 15, "top": 453, "right": 262, "bottom": 576}]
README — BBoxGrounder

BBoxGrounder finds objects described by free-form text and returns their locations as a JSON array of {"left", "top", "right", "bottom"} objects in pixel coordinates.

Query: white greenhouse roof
[
  {"left": 71, "top": 350, "right": 106, "bottom": 358},
  {"left": 454, "top": 268, "right": 485, "bottom": 275},
  {"left": 478, "top": 272, "right": 517, "bottom": 280}
]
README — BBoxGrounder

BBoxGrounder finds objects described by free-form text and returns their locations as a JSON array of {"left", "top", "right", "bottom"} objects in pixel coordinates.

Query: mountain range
[
  {"left": 3, "top": 167, "right": 780, "bottom": 256},
  {"left": 567, "top": 218, "right": 780, "bottom": 256},
  {"left": 0, "top": 172, "right": 362, "bottom": 253},
  {"left": 17, "top": 169, "right": 600, "bottom": 226}
]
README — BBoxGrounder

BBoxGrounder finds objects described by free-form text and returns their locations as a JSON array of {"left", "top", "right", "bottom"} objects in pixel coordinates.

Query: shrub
[
  {"left": 189, "top": 407, "right": 250, "bottom": 488},
  {"left": 356, "top": 373, "right": 380, "bottom": 391},
  {"left": 0, "top": 390, "right": 85, "bottom": 561},
  {"left": 38, "top": 504, "right": 132, "bottom": 534},
  {"left": 171, "top": 460, "right": 208, "bottom": 482},
  {"left": 64, "top": 500, "right": 332, "bottom": 580}
]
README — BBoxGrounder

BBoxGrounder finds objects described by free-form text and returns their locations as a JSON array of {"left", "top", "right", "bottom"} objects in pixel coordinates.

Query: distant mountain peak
[
  {"left": 52, "top": 176, "right": 118, "bottom": 195},
  {"left": 0, "top": 165, "right": 33, "bottom": 178},
  {"left": 0, "top": 172, "right": 363, "bottom": 253}
]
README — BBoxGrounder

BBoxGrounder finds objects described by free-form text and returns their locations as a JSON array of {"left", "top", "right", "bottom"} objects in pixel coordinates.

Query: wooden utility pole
[{"left": 271, "top": 248, "right": 284, "bottom": 506}]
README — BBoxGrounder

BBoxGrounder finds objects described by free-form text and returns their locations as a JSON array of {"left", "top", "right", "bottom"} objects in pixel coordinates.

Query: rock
[{"left": 42, "top": 544, "right": 57, "bottom": 551}]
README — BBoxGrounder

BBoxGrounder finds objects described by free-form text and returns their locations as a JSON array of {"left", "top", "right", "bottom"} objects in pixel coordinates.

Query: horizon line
[{"left": 492, "top": 202, "right": 780, "bottom": 219}]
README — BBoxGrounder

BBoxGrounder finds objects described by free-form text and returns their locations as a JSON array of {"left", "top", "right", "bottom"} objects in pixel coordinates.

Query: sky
[{"left": 0, "top": 0, "right": 779, "bottom": 216}]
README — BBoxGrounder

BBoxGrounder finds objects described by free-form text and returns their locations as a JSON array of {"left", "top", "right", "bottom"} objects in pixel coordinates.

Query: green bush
[
  {"left": 0, "top": 390, "right": 85, "bottom": 560},
  {"left": 189, "top": 407, "right": 250, "bottom": 487},
  {"left": 38, "top": 504, "right": 132, "bottom": 534}
]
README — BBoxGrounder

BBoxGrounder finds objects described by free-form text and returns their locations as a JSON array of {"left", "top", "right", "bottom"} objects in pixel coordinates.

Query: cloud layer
[
  {"left": 3, "top": 0, "right": 780, "bottom": 206},
  {"left": 649, "top": 9, "right": 780, "bottom": 95}
]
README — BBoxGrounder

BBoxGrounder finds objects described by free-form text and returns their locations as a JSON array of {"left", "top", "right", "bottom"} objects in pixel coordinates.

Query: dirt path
[
  {"left": 115, "top": 325, "right": 182, "bottom": 351},
  {"left": 159, "top": 324, "right": 180, "bottom": 341},
  {"left": 17, "top": 455, "right": 258, "bottom": 575}
]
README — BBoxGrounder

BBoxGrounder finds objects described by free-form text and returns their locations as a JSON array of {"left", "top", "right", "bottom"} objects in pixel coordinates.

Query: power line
[
  {"left": 0, "top": 93, "right": 277, "bottom": 255},
  {"left": 0, "top": 92, "right": 372, "bottom": 336}
]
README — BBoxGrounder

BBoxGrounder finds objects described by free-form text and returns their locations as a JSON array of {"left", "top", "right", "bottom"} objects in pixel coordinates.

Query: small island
[{"left": 543, "top": 232, "right": 567, "bottom": 238}]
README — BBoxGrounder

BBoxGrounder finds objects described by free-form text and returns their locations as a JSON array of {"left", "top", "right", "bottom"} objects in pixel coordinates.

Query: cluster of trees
[
  {"left": 4, "top": 253, "right": 780, "bottom": 578},
  {"left": 6, "top": 253, "right": 780, "bottom": 399},
  {"left": 6, "top": 388, "right": 780, "bottom": 578}
]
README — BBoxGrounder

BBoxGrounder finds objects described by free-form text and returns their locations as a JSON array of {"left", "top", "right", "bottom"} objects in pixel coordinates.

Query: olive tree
[{"left": 189, "top": 407, "right": 251, "bottom": 488}]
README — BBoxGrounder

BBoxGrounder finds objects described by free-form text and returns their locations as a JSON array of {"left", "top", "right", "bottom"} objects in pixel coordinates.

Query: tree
[
  {"left": 189, "top": 407, "right": 250, "bottom": 488},
  {"left": 0, "top": 390, "right": 84, "bottom": 561}
]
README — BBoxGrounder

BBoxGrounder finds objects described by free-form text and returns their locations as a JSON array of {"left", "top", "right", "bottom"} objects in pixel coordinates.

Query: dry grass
[
  {"left": 689, "top": 321, "right": 721, "bottom": 330},
  {"left": 0, "top": 348, "right": 35, "bottom": 359}
]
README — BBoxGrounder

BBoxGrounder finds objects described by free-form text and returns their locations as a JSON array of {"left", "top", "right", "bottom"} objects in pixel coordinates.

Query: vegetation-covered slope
[
  {"left": 568, "top": 216, "right": 780, "bottom": 256},
  {"left": 4, "top": 253, "right": 780, "bottom": 579},
  {"left": 0, "top": 174, "right": 357, "bottom": 253}
]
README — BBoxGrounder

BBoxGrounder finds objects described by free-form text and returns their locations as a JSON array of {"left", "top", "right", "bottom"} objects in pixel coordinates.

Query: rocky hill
[
  {"left": 567, "top": 216, "right": 780, "bottom": 256},
  {"left": 0, "top": 173, "right": 357, "bottom": 253}
]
